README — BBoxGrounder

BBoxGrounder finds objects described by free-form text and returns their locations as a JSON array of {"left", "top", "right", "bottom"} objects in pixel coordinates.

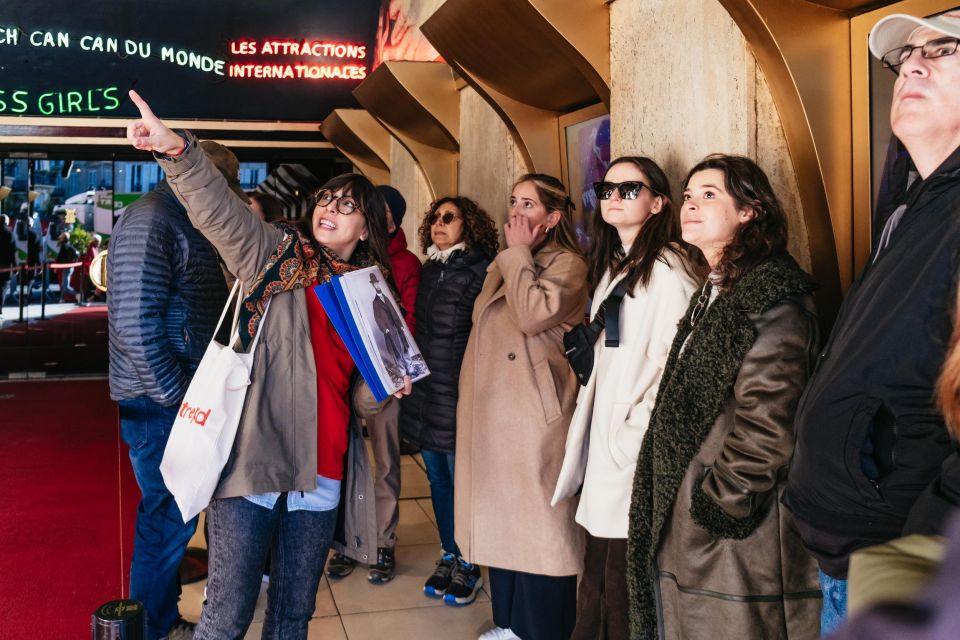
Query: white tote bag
[{"left": 160, "top": 281, "right": 270, "bottom": 522}]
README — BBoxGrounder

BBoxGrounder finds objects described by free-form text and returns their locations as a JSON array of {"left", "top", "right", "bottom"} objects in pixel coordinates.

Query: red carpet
[
  {"left": 0, "top": 380, "right": 138, "bottom": 639},
  {"left": 0, "top": 305, "right": 109, "bottom": 376}
]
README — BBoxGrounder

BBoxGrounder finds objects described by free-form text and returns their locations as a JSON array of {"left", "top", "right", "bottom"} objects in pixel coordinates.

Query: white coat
[{"left": 551, "top": 248, "right": 698, "bottom": 538}]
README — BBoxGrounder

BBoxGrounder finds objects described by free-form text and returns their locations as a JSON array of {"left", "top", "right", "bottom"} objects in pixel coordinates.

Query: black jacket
[
  {"left": 785, "top": 142, "right": 960, "bottom": 578},
  {"left": 400, "top": 248, "right": 491, "bottom": 452},
  {"left": 0, "top": 224, "right": 14, "bottom": 285},
  {"left": 107, "top": 181, "right": 227, "bottom": 406}
]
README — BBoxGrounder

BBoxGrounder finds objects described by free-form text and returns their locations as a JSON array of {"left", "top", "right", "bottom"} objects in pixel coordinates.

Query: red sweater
[
  {"left": 388, "top": 228, "right": 422, "bottom": 334},
  {"left": 305, "top": 282, "right": 354, "bottom": 480}
]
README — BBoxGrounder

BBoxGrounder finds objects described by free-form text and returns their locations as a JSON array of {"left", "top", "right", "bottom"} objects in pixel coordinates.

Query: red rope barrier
[{"left": 47, "top": 262, "right": 83, "bottom": 270}]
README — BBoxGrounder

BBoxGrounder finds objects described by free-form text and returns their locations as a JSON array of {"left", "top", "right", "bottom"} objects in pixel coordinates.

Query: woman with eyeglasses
[
  {"left": 125, "top": 90, "right": 409, "bottom": 639},
  {"left": 625, "top": 154, "right": 820, "bottom": 640},
  {"left": 551, "top": 156, "right": 698, "bottom": 640},
  {"left": 398, "top": 196, "right": 499, "bottom": 602},
  {"left": 456, "top": 174, "right": 589, "bottom": 640}
]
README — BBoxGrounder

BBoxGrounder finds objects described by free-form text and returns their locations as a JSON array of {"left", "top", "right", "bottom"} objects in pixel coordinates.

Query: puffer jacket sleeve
[
  {"left": 110, "top": 210, "right": 187, "bottom": 405},
  {"left": 157, "top": 133, "right": 283, "bottom": 284},
  {"left": 692, "top": 298, "right": 818, "bottom": 537}
]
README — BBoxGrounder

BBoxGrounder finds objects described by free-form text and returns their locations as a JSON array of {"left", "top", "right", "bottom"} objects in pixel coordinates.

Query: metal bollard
[{"left": 91, "top": 599, "right": 146, "bottom": 640}]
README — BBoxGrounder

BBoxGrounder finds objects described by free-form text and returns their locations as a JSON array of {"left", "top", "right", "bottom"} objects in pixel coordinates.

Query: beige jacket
[
  {"left": 454, "top": 243, "right": 589, "bottom": 576},
  {"left": 158, "top": 136, "right": 377, "bottom": 563}
]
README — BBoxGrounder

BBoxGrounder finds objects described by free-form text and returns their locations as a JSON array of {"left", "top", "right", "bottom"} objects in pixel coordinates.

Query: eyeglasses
[
  {"left": 314, "top": 190, "right": 362, "bottom": 215},
  {"left": 428, "top": 211, "right": 460, "bottom": 226},
  {"left": 593, "top": 181, "right": 661, "bottom": 201},
  {"left": 881, "top": 36, "right": 960, "bottom": 73}
]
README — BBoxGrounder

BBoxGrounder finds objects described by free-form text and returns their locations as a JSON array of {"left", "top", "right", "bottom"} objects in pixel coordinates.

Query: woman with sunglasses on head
[
  {"left": 456, "top": 174, "right": 589, "bottom": 640},
  {"left": 126, "top": 90, "right": 410, "bottom": 639},
  {"left": 551, "top": 156, "right": 698, "bottom": 640},
  {"left": 626, "top": 154, "right": 821, "bottom": 640},
  {"left": 399, "top": 196, "right": 499, "bottom": 601}
]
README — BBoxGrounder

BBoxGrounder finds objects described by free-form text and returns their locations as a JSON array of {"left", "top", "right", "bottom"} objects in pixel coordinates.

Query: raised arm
[
  {"left": 495, "top": 245, "right": 588, "bottom": 336},
  {"left": 126, "top": 90, "right": 282, "bottom": 283}
]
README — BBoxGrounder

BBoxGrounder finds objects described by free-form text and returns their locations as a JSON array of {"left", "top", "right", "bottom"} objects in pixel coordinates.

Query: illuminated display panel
[{"left": 0, "top": 0, "right": 379, "bottom": 122}]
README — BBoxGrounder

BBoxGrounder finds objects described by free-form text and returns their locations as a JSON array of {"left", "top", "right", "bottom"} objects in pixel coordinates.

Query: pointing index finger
[{"left": 128, "top": 90, "right": 156, "bottom": 120}]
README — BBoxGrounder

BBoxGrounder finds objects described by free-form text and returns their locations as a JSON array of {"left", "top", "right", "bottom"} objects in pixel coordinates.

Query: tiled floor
[{"left": 180, "top": 453, "right": 496, "bottom": 639}]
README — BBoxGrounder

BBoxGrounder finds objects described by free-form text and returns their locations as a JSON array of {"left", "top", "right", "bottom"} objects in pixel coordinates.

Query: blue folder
[{"left": 313, "top": 278, "right": 392, "bottom": 402}]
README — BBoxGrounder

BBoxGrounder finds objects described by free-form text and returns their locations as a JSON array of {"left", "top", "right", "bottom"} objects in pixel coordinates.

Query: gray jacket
[
  {"left": 158, "top": 134, "right": 377, "bottom": 563},
  {"left": 107, "top": 181, "right": 227, "bottom": 405}
]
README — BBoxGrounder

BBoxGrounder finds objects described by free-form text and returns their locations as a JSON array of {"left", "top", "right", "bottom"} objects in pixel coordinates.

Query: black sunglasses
[
  {"left": 428, "top": 211, "right": 460, "bottom": 226},
  {"left": 593, "top": 181, "right": 661, "bottom": 201}
]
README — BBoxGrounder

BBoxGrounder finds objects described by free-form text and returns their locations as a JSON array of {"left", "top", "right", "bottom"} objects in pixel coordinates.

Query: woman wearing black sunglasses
[
  {"left": 551, "top": 156, "right": 698, "bottom": 640},
  {"left": 400, "top": 196, "right": 500, "bottom": 602}
]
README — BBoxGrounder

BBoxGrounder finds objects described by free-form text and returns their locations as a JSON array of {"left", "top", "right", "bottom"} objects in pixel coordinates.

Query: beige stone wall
[
  {"left": 610, "top": 0, "right": 811, "bottom": 270},
  {"left": 389, "top": 139, "right": 434, "bottom": 259},
  {"left": 456, "top": 86, "right": 531, "bottom": 243}
]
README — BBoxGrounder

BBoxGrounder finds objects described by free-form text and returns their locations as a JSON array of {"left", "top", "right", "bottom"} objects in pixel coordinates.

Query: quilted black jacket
[{"left": 400, "top": 248, "right": 492, "bottom": 453}]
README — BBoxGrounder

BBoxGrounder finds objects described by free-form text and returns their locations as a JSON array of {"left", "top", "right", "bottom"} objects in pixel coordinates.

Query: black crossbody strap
[{"left": 583, "top": 278, "right": 631, "bottom": 344}]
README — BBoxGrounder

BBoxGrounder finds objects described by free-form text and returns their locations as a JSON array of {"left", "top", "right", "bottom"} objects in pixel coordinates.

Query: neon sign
[
  {"left": 0, "top": 86, "right": 120, "bottom": 115},
  {"left": 226, "top": 39, "right": 368, "bottom": 81}
]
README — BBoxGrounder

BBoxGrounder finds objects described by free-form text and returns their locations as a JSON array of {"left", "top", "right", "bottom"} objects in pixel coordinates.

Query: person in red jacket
[{"left": 327, "top": 184, "right": 422, "bottom": 584}]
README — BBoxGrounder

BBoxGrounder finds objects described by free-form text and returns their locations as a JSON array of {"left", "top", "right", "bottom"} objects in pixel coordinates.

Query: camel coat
[{"left": 455, "top": 243, "right": 589, "bottom": 576}]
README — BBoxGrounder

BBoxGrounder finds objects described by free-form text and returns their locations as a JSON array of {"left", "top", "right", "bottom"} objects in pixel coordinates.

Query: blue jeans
[
  {"left": 196, "top": 494, "right": 337, "bottom": 640},
  {"left": 421, "top": 449, "right": 460, "bottom": 557},
  {"left": 119, "top": 397, "right": 199, "bottom": 640},
  {"left": 819, "top": 570, "right": 848, "bottom": 637}
]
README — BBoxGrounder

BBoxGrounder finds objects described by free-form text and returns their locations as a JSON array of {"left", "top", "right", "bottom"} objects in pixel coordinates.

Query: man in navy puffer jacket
[{"left": 108, "top": 141, "right": 245, "bottom": 640}]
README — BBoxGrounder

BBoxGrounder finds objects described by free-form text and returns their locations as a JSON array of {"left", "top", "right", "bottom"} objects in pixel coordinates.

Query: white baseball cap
[{"left": 869, "top": 10, "right": 960, "bottom": 60}]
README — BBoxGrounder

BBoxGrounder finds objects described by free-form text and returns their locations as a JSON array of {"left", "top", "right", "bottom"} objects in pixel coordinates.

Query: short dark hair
[{"left": 683, "top": 154, "right": 788, "bottom": 289}]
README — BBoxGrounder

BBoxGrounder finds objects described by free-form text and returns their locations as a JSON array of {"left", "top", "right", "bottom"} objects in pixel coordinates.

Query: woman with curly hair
[
  {"left": 400, "top": 195, "right": 498, "bottom": 601},
  {"left": 626, "top": 155, "right": 821, "bottom": 639}
]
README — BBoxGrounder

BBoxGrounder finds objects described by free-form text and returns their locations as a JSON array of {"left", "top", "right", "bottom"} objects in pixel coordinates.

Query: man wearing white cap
[{"left": 785, "top": 7, "right": 960, "bottom": 636}]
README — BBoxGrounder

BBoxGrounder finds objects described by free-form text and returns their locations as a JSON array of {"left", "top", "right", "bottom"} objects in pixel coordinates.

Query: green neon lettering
[{"left": 11, "top": 90, "right": 27, "bottom": 113}]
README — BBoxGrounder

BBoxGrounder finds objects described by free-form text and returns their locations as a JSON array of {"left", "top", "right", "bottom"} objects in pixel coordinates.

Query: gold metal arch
[{"left": 717, "top": 0, "right": 846, "bottom": 325}]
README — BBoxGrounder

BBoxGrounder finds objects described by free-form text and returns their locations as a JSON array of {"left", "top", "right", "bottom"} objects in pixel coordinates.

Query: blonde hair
[{"left": 513, "top": 173, "right": 583, "bottom": 257}]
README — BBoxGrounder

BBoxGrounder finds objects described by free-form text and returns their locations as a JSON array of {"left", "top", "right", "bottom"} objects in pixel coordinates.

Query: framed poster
[{"left": 560, "top": 105, "right": 610, "bottom": 250}]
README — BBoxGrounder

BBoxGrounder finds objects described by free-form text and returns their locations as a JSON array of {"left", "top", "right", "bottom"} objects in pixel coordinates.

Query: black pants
[
  {"left": 571, "top": 534, "right": 630, "bottom": 640},
  {"left": 489, "top": 566, "right": 577, "bottom": 640}
]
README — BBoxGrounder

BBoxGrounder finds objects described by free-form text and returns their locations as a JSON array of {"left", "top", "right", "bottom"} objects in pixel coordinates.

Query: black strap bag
[{"left": 563, "top": 279, "right": 629, "bottom": 386}]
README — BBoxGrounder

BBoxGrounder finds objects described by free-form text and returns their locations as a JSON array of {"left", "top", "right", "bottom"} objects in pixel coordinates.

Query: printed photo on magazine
[{"left": 314, "top": 266, "right": 429, "bottom": 401}]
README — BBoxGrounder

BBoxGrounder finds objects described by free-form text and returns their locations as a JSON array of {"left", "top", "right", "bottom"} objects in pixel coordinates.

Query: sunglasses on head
[
  {"left": 593, "top": 181, "right": 660, "bottom": 201},
  {"left": 428, "top": 211, "right": 460, "bottom": 225}
]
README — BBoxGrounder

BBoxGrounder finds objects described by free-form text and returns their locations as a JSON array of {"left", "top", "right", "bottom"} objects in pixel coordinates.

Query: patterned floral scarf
[{"left": 237, "top": 223, "right": 382, "bottom": 348}]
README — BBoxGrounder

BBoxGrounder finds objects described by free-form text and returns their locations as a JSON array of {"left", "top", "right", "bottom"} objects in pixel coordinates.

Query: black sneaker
[
  {"left": 423, "top": 552, "right": 457, "bottom": 598},
  {"left": 368, "top": 547, "right": 396, "bottom": 584},
  {"left": 443, "top": 558, "right": 483, "bottom": 606},
  {"left": 326, "top": 552, "right": 357, "bottom": 579}
]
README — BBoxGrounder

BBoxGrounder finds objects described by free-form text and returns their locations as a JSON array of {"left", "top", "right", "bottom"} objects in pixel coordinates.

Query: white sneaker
[{"left": 478, "top": 627, "right": 520, "bottom": 640}]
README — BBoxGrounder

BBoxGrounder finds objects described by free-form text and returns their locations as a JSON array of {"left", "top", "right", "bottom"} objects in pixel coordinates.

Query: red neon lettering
[
  {"left": 228, "top": 63, "right": 367, "bottom": 80},
  {"left": 230, "top": 39, "right": 368, "bottom": 60}
]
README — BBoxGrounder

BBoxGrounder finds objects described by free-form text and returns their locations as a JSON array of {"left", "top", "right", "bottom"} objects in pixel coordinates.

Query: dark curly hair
[
  {"left": 682, "top": 154, "right": 788, "bottom": 289},
  {"left": 417, "top": 196, "right": 500, "bottom": 257}
]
